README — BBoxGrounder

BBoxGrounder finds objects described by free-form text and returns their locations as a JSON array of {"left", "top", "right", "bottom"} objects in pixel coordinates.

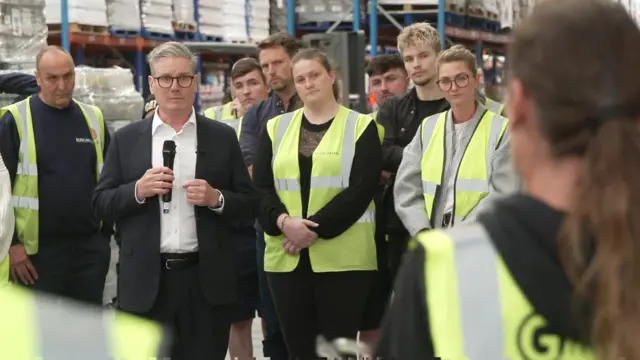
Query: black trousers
[
  {"left": 267, "top": 251, "right": 374, "bottom": 360},
  {"left": 387, "top": 231, "right": 411, "bottom": 283},
  {"left": 137, "top": 262, "right": 231, "bottom": 360},
  {"left": 28, "top": 232, "right": 111, "bottom": 305}
]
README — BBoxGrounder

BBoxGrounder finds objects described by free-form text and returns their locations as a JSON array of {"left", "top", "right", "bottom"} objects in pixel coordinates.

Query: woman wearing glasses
[{"left": 393, "top": 45, "right": 518, "bottom": 235}]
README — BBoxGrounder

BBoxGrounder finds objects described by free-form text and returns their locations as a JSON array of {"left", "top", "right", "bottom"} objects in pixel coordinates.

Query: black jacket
[
  {"left": 375, "top": 194, "right": 593, "bottom": 359},
  {"left": 92, "top": 114, "right": 258, "bottom": 312},
  {"left": 376, "top": 88, "right": 450, "bottom": 233}
]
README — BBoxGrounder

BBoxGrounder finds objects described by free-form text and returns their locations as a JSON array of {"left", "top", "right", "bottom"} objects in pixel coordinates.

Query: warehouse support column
[
  {"left": 287, "top": 0, "right": 295, "bottom": 36},
  {"left": 370, "top": 0, "right": 377, "bottom": 57},
  {"left": 61, "top": 0, "right": 70, "bottom": 51}
]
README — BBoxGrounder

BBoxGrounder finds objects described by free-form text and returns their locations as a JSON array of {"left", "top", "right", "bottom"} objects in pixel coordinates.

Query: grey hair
[{"left": 147, "top": 41, "right": 198, "bottom": 75}]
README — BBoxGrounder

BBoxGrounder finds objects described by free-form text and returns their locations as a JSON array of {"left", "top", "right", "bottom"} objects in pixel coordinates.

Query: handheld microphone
[{"left": 162, "top": 140, "right": 176, "bottom": 214}]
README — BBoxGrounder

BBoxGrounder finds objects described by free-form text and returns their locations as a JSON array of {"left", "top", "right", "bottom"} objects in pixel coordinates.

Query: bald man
[{"left": 0, "top": 46, "right": 112, "bottom": 305}]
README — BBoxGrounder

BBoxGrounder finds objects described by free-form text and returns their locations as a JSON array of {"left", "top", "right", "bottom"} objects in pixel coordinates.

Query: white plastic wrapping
[
  {"left": 45, "top": 0, "right": 109, "bottom": 27},
  {"left": 141, "top": 0, "right": 174, "bottom": 34},
  {"left": 172, "top": 0, "right": 196, "bottom": 27},
  {"left": 221, "top": 0, "right": 248, "bottom": 42},
  {"left": 248, "top": 0, "right": 269, "bottom": 41},
  {"left": 0, "top": 0, "right": 47, "bottom": 69},
  {"left": 197, "top": 0, "right": 223, "bottom": 38},
  {"left": 106, "top": 0, "right": 141, "bottom": 31},
  {"left": 74, "top": 66, "right": 144, "bottom": 123},
  {"left": 269, "top": 0, "right": 287, "bottom": 33}
]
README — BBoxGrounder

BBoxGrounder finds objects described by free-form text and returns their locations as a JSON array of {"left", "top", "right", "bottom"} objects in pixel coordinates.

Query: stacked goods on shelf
[
  {"left": 220, "top": 0, "right": 249, "bottom": 42},
  {"left": 296, "top": 0, "right": 364, "bottom": 24},
  {"left": 248, "top": 0, "right": 270, "bottom": 41},
  {"left": 197, "top": 0, "right": 222, "bottom": 40},
  {"left": 200, "top": 67, "right": 226, "bottom": 110},
  {"left": 140, "top": 0, "right": 174, "bottom": 36},
  {"left": 74, "top": 66, "right": 144, "bottom": 133},
  {"left": 172, "top": 0, "right": 196, "bottom": 30},
  {"left": 269, "top": 0, "right": 287, "bottom": 33},
  {"left": 467, "top": 0, "right": 499, "bottom": 20},
  {"left": 45, "top": 0, "right": 108, "bottom": 30},
  {"left": 106, "top": 0, "right": 142, "bottom": 32},
  {"left": 0, "top": 0, "right": 47, "bottom": 69}
]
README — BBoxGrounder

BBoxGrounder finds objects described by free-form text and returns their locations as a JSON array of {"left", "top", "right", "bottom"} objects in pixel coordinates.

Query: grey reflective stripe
[
  {"left": 223, "top": 118, "right": 240, "bottom": 134},
  {"left": 422, "top": 180, "right": 437, "bottom": 196},
  {"left": 14, "top": 100, "right": 37, "bottom": 177},
  {"left": 272, "top": 112, "right": 295, "bottom": 166},
  {"left": 35, "top": 295, "right": 112, "bottom": 359},
  {"left": 12, "top": 196, "right": 39, "bottom": 210},
  {"left": 76, "top": 102, "right": 102, "bottom": 149},
  {"left": 420, "top": 113, "right": 441, "bottom": 157},
  {"left": 274, "top": 178, "right": 299, "bottom": 192},
  {"left": 485, "top": 114, "right": 506, "bottom": 176},
  {"left": 357, "top": 209, "right": 375, "bottom": 223},
  {"left": 448, "top": 224, "right": 504, "bottom": 359},
  {"left": 486, "top": 100, "right": 503, "bottom": 114},
  {"left": 215, "top": 106, "right": 223, "bottom": 120}
]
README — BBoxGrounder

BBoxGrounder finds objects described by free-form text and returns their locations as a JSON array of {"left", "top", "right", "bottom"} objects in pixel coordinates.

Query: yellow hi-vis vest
[
  {"left": 0, "top": 96, "right": 106, "bottom": 255},
  {"left": 204, "top": 101, "right": 242, "bottom": 139},
  {"left": 0, "top": 285, "right": 170, "bottom": 359},
  {"left": 0, "top": 256, "right": 8, "bottom": 286},
  {"left": 485, "top": 97, "right": 505, "bottom": 116},
  {"left": 265, "top": 106, "right": 377, "bottom": 273},
  {"left": 416, "top": 224, "right": 595, "bottom": 360},
  {"left": 421, "top": 110, "right": 507, "bottom": 227}
]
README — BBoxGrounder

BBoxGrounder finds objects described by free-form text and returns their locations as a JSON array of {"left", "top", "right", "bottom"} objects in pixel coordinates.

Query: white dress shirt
[
  {"left": 0, "top": 153, "right": 15, "bottom": 265},
  {"left": 135, "top": 108, "right": 223, "bottom": 253}
]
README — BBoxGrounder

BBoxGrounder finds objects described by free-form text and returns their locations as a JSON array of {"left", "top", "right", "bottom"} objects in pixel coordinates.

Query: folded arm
[{"left": 377, "top": 100, "right": 405, "bottom": 172}]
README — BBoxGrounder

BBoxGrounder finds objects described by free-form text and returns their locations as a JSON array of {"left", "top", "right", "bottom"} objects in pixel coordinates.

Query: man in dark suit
[{"left": 92, "top": 41, "right": 257, "bottom": 360}]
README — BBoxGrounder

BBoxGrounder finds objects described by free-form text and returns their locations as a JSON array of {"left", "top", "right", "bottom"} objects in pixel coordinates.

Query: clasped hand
[
  {"left": 136, "top": 166, "right": 220, "bottom": 207},
  {"left": 282, "top": 218, "right": 318, "bottom": 255}
]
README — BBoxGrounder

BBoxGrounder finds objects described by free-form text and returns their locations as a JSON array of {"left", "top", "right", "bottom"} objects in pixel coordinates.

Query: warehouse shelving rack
[{"left": 53, "top": 0, "right": 259, "bottom": 112}]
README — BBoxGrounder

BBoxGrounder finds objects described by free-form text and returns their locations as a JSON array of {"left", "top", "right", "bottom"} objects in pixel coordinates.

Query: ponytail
[{"left": 559, "top": 118, "right": 640, "bottom": 360}]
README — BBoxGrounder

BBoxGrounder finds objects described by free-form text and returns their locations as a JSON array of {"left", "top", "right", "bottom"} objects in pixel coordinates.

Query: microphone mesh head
[{"left": 163, "top": 140, "right": 176, "bottom": 152}]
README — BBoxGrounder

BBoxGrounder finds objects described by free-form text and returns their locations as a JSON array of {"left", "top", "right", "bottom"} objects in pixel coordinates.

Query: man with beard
[
  {"left": 366, "top": 54, "right": 410, "bottom": 119},
  {"left": 376, "top": 23, "right": 450, "bottom": 281},
  {"left": 238, "top": 31, "right": 302, "bottom": 360}
]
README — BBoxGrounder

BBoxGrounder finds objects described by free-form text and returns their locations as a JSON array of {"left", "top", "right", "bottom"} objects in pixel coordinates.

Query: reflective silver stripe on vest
[
  {"left": 420, "top": 114, "right": 441, "bottom": 197},
  {"left": 485, "top": 114, "right": 506, "bottom": 176},
  {"left": 223, "top": 118, "right": 240, "bottom": 134},
  {"left": 35, "top": 295, "right": 112, "bottom": 359},
  {"left": 486, "top": 100, "right": 502, "bottom": 114},
  {"left": 12, "top": 196, "right": 39, "bottom": 210},
  {"left": 215, "top": 106, "right": 223, "bottom": 120},
  {"left": 447, "top": 224, "right": 504, "bottom": 359},
  {"left": 76, "top": 102, "right": 104, "bottom": 173},
  {"left": 14, "top": 100, "right": 38, "bottom": 177}
]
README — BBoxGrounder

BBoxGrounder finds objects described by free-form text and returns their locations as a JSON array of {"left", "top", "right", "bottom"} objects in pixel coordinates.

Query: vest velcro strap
[
  {"left": 16, "top": 163, "right": 37, "bottom": 176},
  {"left": 422, "top": 180, "right": 438, "bottom": 195},
  {"left": 456, "top": 178, "right": 490, "bottom": 193},
  {"left": 310, "top": 175, "right": 348, "bottom": 189},
  {"left": 274, "top": 178, "right": 299, "bottom": 192},
  {"left": 12, "top": 196, "right": 39, "bottom": 210}
]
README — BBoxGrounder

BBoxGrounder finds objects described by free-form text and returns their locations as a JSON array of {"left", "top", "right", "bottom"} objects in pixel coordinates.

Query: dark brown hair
[
  {"left": 291, "top": 48, "right": 341, "bottom": 102},
  {"left": 509, "top": 0, "right": 640, "bottom": 358},
  {"left": 365, "top": 54, "right": 406, "bottom": 77},
  {"left": 231, "top": 57, "right": 265, "bottom": 83},
  {"left": 257, "top": 31, "right": 301, "bottom": 59}
]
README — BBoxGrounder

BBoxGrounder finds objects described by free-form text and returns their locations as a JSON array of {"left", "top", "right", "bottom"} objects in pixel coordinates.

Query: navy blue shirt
[
  {"left": 0, "top": 94, "right": 111, "bottom": 241},
  {"left": 239, "top": 92, "right": 300, "bottom": 166},
  {"left": 0, "top": 73, "right": 39, "bottom": 103}
]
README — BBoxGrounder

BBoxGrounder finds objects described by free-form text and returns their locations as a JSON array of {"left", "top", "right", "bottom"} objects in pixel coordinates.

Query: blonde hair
[
  {"left": 436, "top": 45, "right": 478, "bottom": 76},
  {"left": 397, "top": 22, "right": 441, "bottom": 54}
]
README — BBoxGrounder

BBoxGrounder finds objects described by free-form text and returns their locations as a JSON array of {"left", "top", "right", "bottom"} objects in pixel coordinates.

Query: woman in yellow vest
[
  {"left": 375, "top": 1, "right": 640, "bottom": 359},
  {"left": 253, "top": 47, "right": 382, "bottom": 359},
  {"left": 0, "top": 152, "right": 13, "bottom": 285},
  {"left": 394, "top": 45, "right": 518, "bottom": 236}
]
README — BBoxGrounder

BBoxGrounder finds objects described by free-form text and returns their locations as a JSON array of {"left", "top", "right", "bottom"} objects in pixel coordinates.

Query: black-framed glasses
[
  {"left": 437, "top": 74, "right": 470, "bottom": 92},
  {"left": 153, "top": 75, "right": 195, "bottom": 88}
]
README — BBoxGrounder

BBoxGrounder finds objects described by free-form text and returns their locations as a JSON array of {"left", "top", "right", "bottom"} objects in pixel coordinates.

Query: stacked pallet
[
  {"left": 296, "top": 0, "right": 363, "bottom": 25},
  {"left": 197, "top": 0, "right": 223, "bottom": 41},
  {"left": 172, "top": 0, "right": 197, "bottom": 33},
  {"left": 106, "top": 0, "right": 141, "bottom": 34},
  {"left": 0, "top": 1, "right": 47, "bottom": 70},
  {"left": 140, "top": 0, "right": 174, "bottom": 38},
  {"left": 269, "top": 0, "right": 287, "bottom": 33},
  {"left": 220, "top": 0, "right": 249, "bottom": 42},
  {"left": 248, "top": 0, "right": 270, "bottom": 41},
  {"left": 45, "top": 0, "right": 108, "bottom": 32}
]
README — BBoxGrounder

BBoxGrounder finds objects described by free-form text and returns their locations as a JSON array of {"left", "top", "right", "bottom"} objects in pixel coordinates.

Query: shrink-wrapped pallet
[
  {"left": 220, "top": 0, "right": 248, "bottom": 42},
  {"left": 141, "top": 0, "right": 174, "bottom": 34},
  {"left": 269, "top": 0, "right": 287, "bottom": 33},
  {"left": 248, "top": 0, "right": 270, "bottom": 41},
  {"left": 107, "top": 0, "right": 141, "bottom": 31},
  {"left": 297, "top": 0, "right": 364, "bottom": 24},
  {"left": 198, "top": 0, "right": 223, "bottom": 39},
  {"left": 172, "top": 0, "right": 196, "bottom": 28},
  {"left": 45, "top": 0, "right": 108, "bottom": 27},
  {"left": 0, "top": 0, "right": 47, "bottom": 70},
  {"left": 467, "top": 0, "right": 498, "bottom": 19}
]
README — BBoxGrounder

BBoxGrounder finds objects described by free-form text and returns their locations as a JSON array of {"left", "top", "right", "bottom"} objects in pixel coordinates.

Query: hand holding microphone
[{"left": 134, "top": 140, "right": 176, "bottom": 207}]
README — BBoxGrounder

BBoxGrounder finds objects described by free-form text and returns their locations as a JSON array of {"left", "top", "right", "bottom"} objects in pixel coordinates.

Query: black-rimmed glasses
[
  {"left": 437, "top": 74, "right": 470, "bottom": 92},
  {"left": 153, "top": 75, "right": 195, "bottom": 88}
]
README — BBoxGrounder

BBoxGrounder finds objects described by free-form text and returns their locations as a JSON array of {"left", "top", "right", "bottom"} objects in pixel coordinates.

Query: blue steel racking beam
[
  {"left": 61, "top": 0, "right": 69, "bottom": 51},
  {"left": 287, "top": 0, "right": 296, "bottom": 36},
  {"left": 369, "top": 0, "right": 377, "bottom": 57}
]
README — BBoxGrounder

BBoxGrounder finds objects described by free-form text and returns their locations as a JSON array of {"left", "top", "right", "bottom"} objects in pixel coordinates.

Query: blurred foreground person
[
  {"left": 376, "top": 0, "right": 640, "bottom": 359},
  {"left": 0, "top": 153, "right": 13, "bottom": 284}
]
